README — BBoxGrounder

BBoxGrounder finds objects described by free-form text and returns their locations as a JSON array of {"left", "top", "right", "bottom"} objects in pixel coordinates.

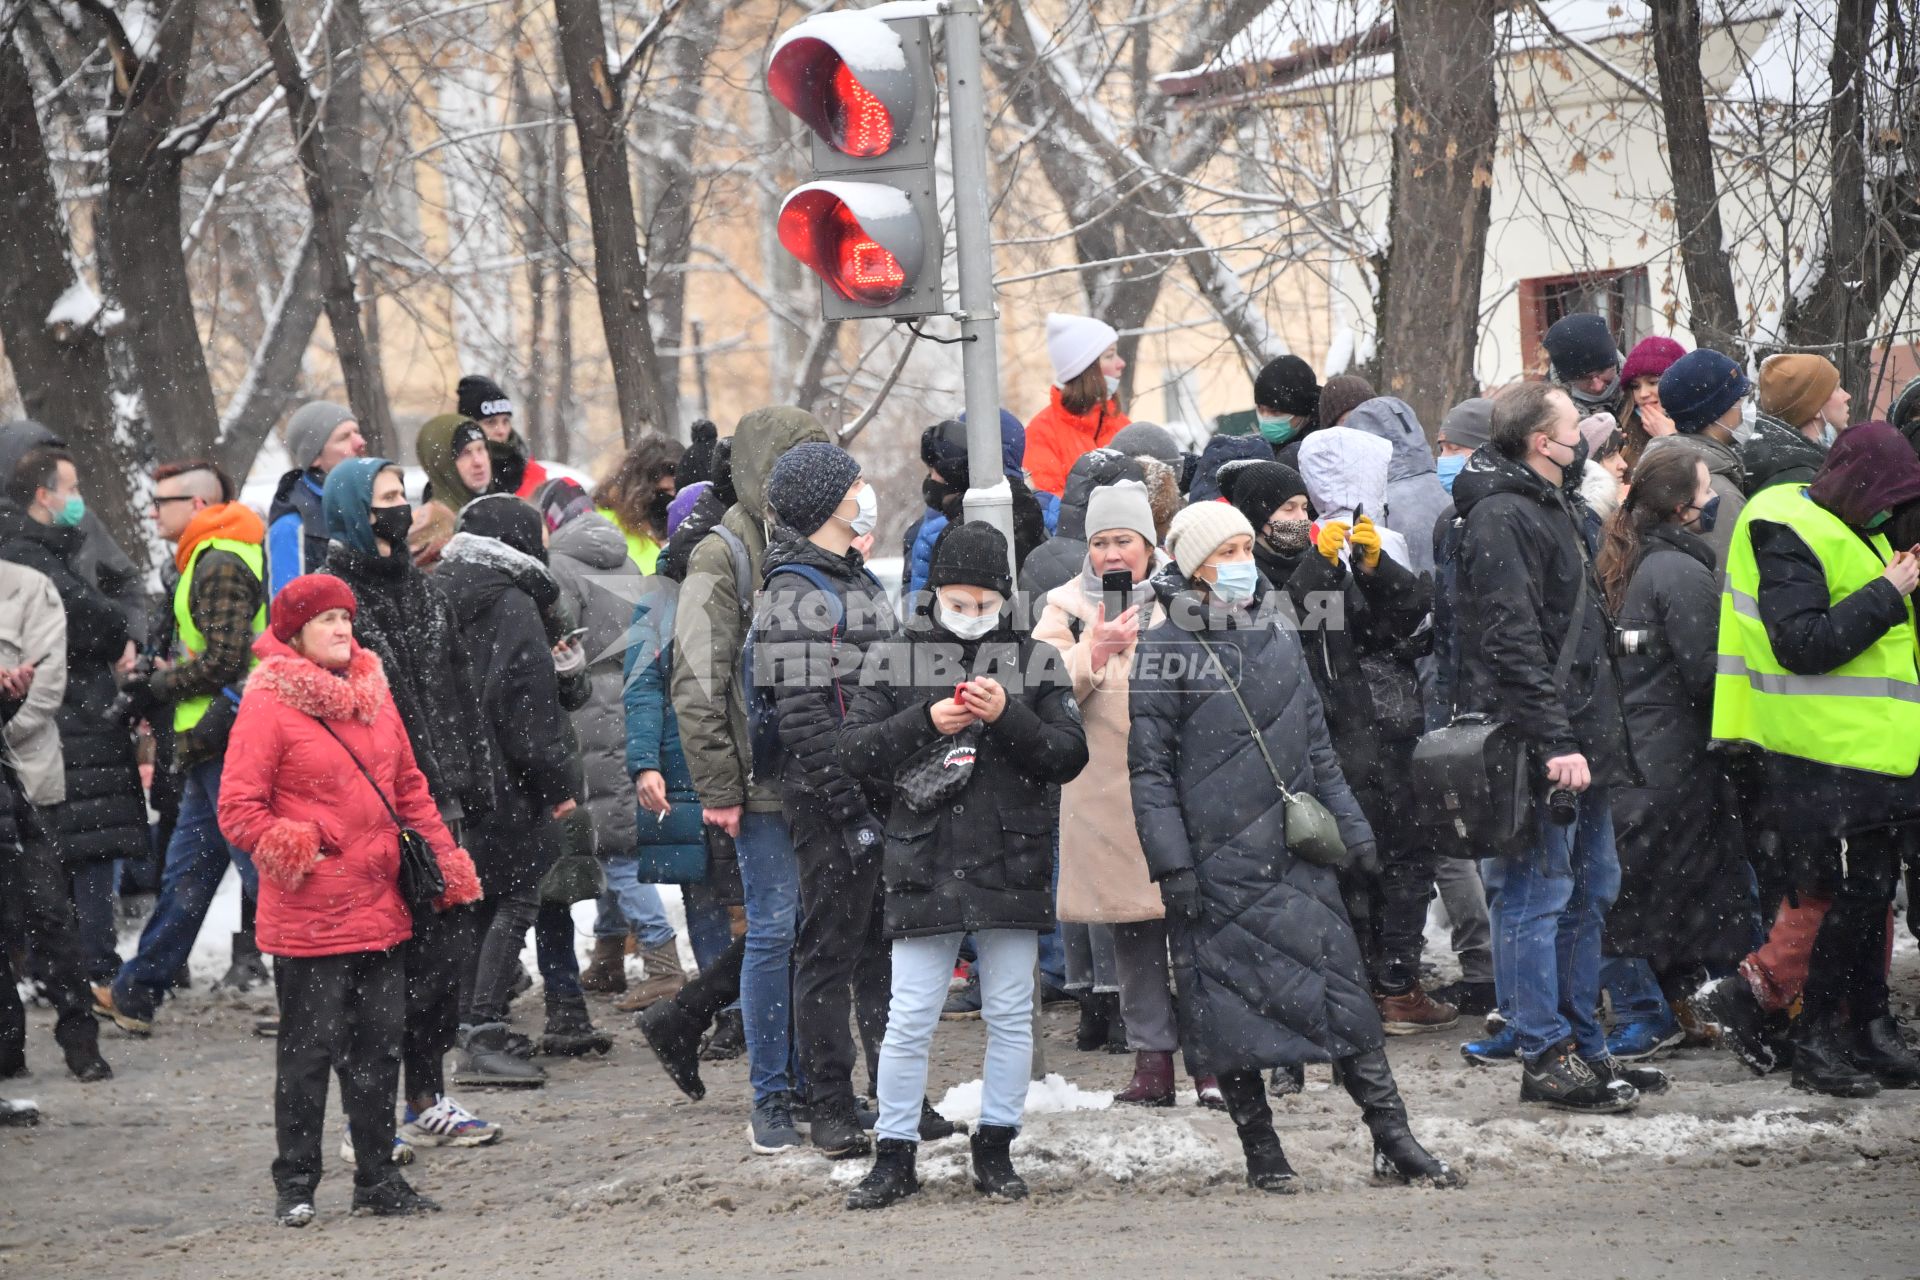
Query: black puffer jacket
[
  {"left": 1741, "top": 414, "right": 1826, "bottom": 495},
  {"left": 757, "top": 534, "right": 895, "bottom": 831},
  {"left": 0, "top": 510, "right": 146, "bottom": 863},
  {"left": 1016, "top": 449, "right": 1145, "bottom": 599},
  {"left": 839, "top": 617, "right": 1087, "bottom": 938},
  {"left": 1452, "top": 446, "right": 1634, "bottom": 787},
  {"left": 323, "top": 540, "right": 494, "bottom": 817},
  {"left": 1128, "top": 584, "right": 1381, "bottom": 1073},
  {"left": 1605, "top": 525, "right": 1755, "bottom": 970}
]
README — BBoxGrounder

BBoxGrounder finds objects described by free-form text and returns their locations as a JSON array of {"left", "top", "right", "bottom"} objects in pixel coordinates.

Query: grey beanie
[
  {"left": 1083, "top": 479, "right": 1157, "bottom": 544},
  {"left": 767, "top": 440, "right": 861, "bottom": 535},
  {"left": 1437, "top": 397, "right": 1494, "bottom": 451},
  {"left": 285, "top": 401, "right": 356, "bottom": 470},
  {"left": 1107, "top": 422, "right": 1181, "bottom": 465}
]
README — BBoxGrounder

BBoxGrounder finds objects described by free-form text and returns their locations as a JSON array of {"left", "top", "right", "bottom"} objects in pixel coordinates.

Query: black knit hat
[
  {"left": 1223, "top": 461, "right": 1310, "bottom": 528},
  {"left": 457, "top": 493, "right": 548, "bottom": 564},
  {"left": 457, "top": 374, "right": 512, "bottom": 420},
  {"left": 679, "top": 419, "right": 720, "bottom": 488},
  {"left": 1542, "top": 314, "right": 1620, "bottom": 381},
  {"left": 767, "top": 440, "right": 861, "bottom": 535},
  {"left": 927, "top": 520, "right": 1011, "bottom": 596},
  {"left": 1253, "top": 355, "right": 1320, "bottom": 416}
]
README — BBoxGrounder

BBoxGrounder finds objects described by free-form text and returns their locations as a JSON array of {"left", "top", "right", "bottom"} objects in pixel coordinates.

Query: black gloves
[
  {"left": 1348, "top": 841, "right": 1381, "bottom": 877},
  {"left": 843, "top": 816, "right": 884, "bottom": 863},
  {"left": 1158, "top": 868, "right": 1202, "bottom": 922}
]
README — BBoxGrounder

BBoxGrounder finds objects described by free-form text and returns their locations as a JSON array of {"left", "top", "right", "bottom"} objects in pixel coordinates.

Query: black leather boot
[
  {"left": 969, "top": 1124, "right": 1029, "bottom": 1200},
  {"left": 1337, "top": 1048, "right": 1466, "bottom": 1188},
  {"left": 1218, "top": 1069, "right": 1296, "bottom": 1192},
  {"left": 638, "top": 999, "right": 707, "bottom": 1100},
  {"left": 1852, "top": 1015, "right": 1920, "bottom": 1089},
  {"left": 1791, "top": 1012, "right": 1880, "bottom": 1098},
  {"left": 846, "top": 1138, "right": 919, "bottom": 1210}
]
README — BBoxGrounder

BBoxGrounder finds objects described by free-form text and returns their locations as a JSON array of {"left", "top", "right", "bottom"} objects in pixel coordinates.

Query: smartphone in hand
[{"left": 1100, "top": 568, "right": 1133, "bottom": 617}]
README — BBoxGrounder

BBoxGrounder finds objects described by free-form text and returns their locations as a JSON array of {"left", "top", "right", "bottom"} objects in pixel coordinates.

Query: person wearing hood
[
  {"left": 1033, "top": 481, "right": 1218, "bottom": 1107},
  {"left": 1292, "top": 432, "right": 1454, "bottom": 1032},
  {"left": 1129, "top": 502, "right": 1462, "bottom": 1192},
  {"left": 532, "top": 478, "right": 687, "bottom": 1012},
  {"left": 1344, "top": 396, "right": 1452, "bottom": 575},
  {"left": 104, "top": 461, "right": 269, "bottom": 1035},
  {"left": 593, "top": 435, "right": 683, "bottom": 575},
  {"left": 1618, "top": 336, "right": 1686, "bottom": 465},
  {"left": 320, "top": 457, "right": 510, "bottom": 1137},
  {"left": 905, "top": 415, "right": 1046, "bottom": 597},
  {"left": 1016, "top": 448, "right": 1146, "bottom": 600},
  {"left": 1542, "top": 313, "right": 1626, "bottom": 418},
  {"left": 1577, "top": 414, "right": 1627, "bottom": 524},
  {"left": 838, "top": 521, "right": 1089, "bottom": 1209},
  {"left": 1, "top": 448, "right": 147, "bottom": 992},
  {"left": 670, "top": 405, "right": 829, "bottom": 1152},
  {"left": 1757, "top": 354, "right": 1849, "bottom": 448},
  {"left": 268, "top": 401, "right": 368, "bottom": 597},
  {"left": 412, "top": 414, "right": 495, "bottom": 568},
  {"left": 437, "top": 495, "right": 589, "bottom": 1081},
  {"left": 1708, "top": 422, "right": 1920, "bottom": 1096},
  {"left": 1644, "top": 350, "right": 1752, "bottom": 567},
  {"left": 1187, "top": 433, "right": 1272, "bottom": 504},
  {"left": 218, "top": 574, "right": 482, "bottom": 1225},
  {"left": 1023, "top": 315, "right": 1130, "bottom": 497},
  {"left": 1451, "top": 382, "right": 1642, "bottom": 1111},
  {"left": 1252, "top": 355, "right": 1321, "bottom": 464},
  {"left": 459, "top": 375, "right": 545, "bottom": 499},
  {"left": 0, "top": 420, "right": 147, "bottom": 641}
]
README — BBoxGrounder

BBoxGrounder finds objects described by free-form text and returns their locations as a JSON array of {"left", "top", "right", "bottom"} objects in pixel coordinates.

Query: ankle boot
[
  {"left": 62, "top": 1039, "right": 113, "bottom": 1083},
  {"left": 615, "top": 941, "right": 687, "bottom": 1012},
  {"left": 1217, "top": 1069, "right": 1296, "bottom": 1192},
  {"left": 846, "top": 1138, "right": 919, "bottom": 1210},
  {"left": 579, "top": 936, "right": 628, "bottom": 994},
  {"left": 1851, "top": 1015, "right": 1920, "bottom": 1089},
  {"left": 969, "top": 1124, "right": 1029, "bottom": 1200},
  {"left": 638, "top": 998, "right": 707, "bottom": 1100},
  {"left": 1114, "top": 1050, "right": 1176, "bottom": 1107},
  {"left": 1792, "top": 1012, "right": 1881, "bottom": 1098},
  {"left": 1337, "top": 1048, "right": 1465, "bottom": 1187},
  {"left": 1074, "top": 991, "right": 1113, "bottom": 1051}
]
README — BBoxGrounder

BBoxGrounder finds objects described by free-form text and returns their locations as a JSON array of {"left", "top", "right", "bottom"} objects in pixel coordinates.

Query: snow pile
[
  {"left": 775, "top": 10, "right": 906, "bottom": 73},
  {"left": 934, "top": 1072, "right": 1113, "bottom": 1124},
  {"left": 826, "top": 1110, "right": 1228, "bottom": 1188},
  {"left": 1408, "top": 1106, "right": 1884, "bottom": 1172}
]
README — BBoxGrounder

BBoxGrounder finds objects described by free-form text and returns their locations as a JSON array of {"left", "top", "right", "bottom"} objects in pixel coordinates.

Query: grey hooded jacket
[
  {"left": 548, "top": 510, "right": 644, "bottom": 844},
  {"left": 1344, "top": 397, "right": 1452, "bottom": 576}
]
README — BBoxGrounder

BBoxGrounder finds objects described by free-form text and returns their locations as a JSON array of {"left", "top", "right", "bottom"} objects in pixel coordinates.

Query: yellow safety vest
[
  {"left": 1712, "top": 484, "right": 1920, "bottom": 775},
  {"left": 170, "top": 537, "right": 267, "bottom": 732}
]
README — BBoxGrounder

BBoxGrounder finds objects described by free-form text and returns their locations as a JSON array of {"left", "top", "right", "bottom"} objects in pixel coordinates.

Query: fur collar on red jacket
[{"left": 248, "top": 630, "right": 387, "bottom": 724}]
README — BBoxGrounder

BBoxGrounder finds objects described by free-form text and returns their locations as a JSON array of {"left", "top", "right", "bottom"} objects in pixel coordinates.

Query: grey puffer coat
[
  {"left": 1128, "top": 584, "right": 1383, "bottom": 1073},
  {"left": 547, "top": 511, "right": 643, "bottom": 848}
]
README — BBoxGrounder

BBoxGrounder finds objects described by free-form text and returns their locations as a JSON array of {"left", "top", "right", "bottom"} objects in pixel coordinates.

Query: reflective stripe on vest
[
  {"left": 171, "top": 537, "right": 267, "bottom": 733},
  {"left": 1711, "top": 484, "right": 1920, "bottom": 775}
]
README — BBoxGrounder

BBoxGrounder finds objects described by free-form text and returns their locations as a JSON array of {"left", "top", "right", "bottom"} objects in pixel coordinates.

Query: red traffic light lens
[
  {"left": 778, "top": 187, "right": 911, "bottom": 306},
  {"left": 767, "top": 30, "right": 906, "bottom": 158},
  {"left": 830, "top": 61, "right": 893, "bottom": 158}
]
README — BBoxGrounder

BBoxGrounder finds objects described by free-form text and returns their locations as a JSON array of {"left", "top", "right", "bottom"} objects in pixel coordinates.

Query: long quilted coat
[{"left": 1127, "top": 581, "right": 1383, "bottom": 1072}]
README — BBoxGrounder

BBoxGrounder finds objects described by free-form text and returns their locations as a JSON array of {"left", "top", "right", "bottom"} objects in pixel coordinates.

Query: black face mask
[
  {"left": 370, "top": 503, "right": 413, "bottom": 551},
  {"left": 923, "top": 475, "right": 964, "bottom": 518},
  {"left": 647, "top": 490, "right": 673, "bottom": 532}
]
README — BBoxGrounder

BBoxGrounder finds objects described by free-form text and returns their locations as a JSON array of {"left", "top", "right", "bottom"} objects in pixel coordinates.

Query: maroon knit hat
[
  {"left": 270, "top": 573, "right": 357, "bottom": 642},
  {"left": 1621, "top": 336, "right": 1687, "bottom": 387}
]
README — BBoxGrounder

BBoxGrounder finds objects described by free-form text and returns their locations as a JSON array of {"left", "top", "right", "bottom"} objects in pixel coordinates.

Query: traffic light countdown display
[{"left": 768, "top": 11, "right": 943, "bottom": 320}]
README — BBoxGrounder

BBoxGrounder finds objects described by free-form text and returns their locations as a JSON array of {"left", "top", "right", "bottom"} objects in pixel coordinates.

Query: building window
[{"left": 1519, "top": 267, "right": 1650, "bottom": 376}]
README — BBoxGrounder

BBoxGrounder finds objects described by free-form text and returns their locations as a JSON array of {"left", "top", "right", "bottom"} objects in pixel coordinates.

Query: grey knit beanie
[
  {"left": 285, "top": 401, "right": 356, "bottom": 470},
  {"left": 1083, "top": 479, "right": 1157, "bottom": 544},
  {"left": 767, "top": 440, "right": 861, "bottom": 535}
]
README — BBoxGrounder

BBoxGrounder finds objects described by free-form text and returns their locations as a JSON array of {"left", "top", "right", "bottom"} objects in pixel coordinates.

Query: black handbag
[
  {"left": 1412, "top": 498, "right": 1590, "bottom": 860},
  {"left": 314, "top": 719, "right": 447, "bottom": 909},
  {"left": 894, "top": 723, "right": 982, "bottom": 813}
]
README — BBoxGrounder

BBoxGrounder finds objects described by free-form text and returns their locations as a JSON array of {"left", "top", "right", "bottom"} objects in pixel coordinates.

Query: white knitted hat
[
  {"left": 1165, "top": 500, "right": 1254, "bottom": 579},
  {"left": 1046, "top": 313, "right": 1120, "bottom": 387}
]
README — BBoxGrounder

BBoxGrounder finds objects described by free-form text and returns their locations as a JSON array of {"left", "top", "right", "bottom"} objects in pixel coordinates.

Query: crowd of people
[{"left": 5, "top": 314, "right": 1920, "bottom": 1222}]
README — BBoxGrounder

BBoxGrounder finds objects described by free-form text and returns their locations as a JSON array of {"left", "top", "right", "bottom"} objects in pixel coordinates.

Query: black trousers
[
  {"left": 1345, "top": 740, "right": 1437, "bottom": 994},
  {"left": 674, "top": 934, "right": 746, "bottom": 1028},
  {"left": 404, "top": 904, "right": 475, "bottom": 1102},
  {"left": 273, "top": 948, "right": 405, "bottom": 1195},
  {"left": 790, "top": 817, "right": 890, "bottom": 1105},
  {"left": 1801, "top": 827, "right": 1904, "bottom": 1024},
  {"left": 0, "top": 827, "right": 101, "bottom": 1068}
]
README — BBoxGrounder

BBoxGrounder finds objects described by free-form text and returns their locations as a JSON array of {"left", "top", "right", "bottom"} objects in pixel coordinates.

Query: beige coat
[
  {"left": 0, "top": 561, "right": 68, "bottom": 805},
  {"left": 1034, "top": 573, "right": 1162, "bottom": 923}
]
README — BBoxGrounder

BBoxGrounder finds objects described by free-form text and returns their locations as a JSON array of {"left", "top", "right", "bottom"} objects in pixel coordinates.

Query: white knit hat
[
  {"left": 1083, "top": 479, "right": 1156, "bottom": 545},
  {"left": 1046, "top": 313, "right": 1120, "bottom": 386},
  {"left": 1165, "top": 500, "right": 1254, "bottom": 579}
]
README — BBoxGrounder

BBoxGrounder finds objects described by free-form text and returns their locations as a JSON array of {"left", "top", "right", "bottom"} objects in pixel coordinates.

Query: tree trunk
[
  {"left": 550, "top": 111, "right": 576, "bottom": 464},
  {"left": 552, "top": 0, "right": 672, "bottom": 444},
  {"left": 1650, "top": 0, "right": 1744, "bottom": 359},
  {"left": 0, "top": 37, "right": 135, "bottom": 551},
  {"left": 91, "top": 0, "right": 222, "bottom": 466},
  {"left": 250, "top": 0, "right": 395, "bottom": 456},
  {"left": 1375, "top": 0, "right": 1498, "bottom": 436}
]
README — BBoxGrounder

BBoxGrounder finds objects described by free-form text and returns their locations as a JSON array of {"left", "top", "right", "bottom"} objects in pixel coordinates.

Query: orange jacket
[{"left": 1022, "top": 388, "right": 1129, "bottom": 497}]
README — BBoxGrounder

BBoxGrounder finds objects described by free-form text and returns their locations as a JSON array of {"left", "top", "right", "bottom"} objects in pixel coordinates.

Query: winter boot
[
  {"left": 920, "top": 1096, "right": 963, "bottom": 1140},
  {"left": 1520, "top": 1039, "right": 1639, "bottom": 1112},
  {"left": 845, "top": 1138, "right": 919, "bottom": 1210},
  {"left": 0, "top": 1098, "right": 39, "bottom": 1126},
  {"left": 1194, "top": 1075, "right": 1227, "bottom": 1110},
  {"left": 216, "top": 929, "right": 271, "bottom": 992},
  {"left": 1429, "top": 978, "right": 1496, "bottom": 1017},
  {"left": 969, "top": 1124, "right": 1029, "bottom": 1201},
  {"left": 1073, "top": 990, "right": 1113, "bottom": 1051},
  {"left": 1375, "top": 986, "right": 1460, "bottom": 1035},
  {"left": 1791, "top": 1011, "right": 1881, "bottom": 1097},
  {"left": 1852, "top": 1015, "right": 1920, "bottom": 1088},
  {"left": 809, "top": 1095, "right": 872, "bottom": 1159},
  {"left": 1106, "top": 1002, "right": 1130, "bottom": 1054},
  {"left": 541, "top": 1001, "right": 613, "bottom": 1056},
  {"left": 614, "top": 941, "right": 688, "bottom": 1013},
  {"left": 1114, "top": 1050, "right": 1176, "bottom": 1107},
  {"left": 700, "top": 1007, "right": 746, "bottom": 1061},
  {"left": 1337, "top": 1048, "right": 1466, "bottom": 1188},
  {"left": 274, "top": 1189, "right": 314, "bottom": 1228},
  {"left": 942, "top": 973, "right": 982, "bottom": 1020},
  {"left": 0, "top": 1043, "right": 26, "bottom": 1080},
  {"left": 349, "top": 1174, "right": 442, "bottom": 1217},
  {"left": 579, "top": 936, "right": 628, "bottom": 994},
  {"left": 638, "top": 998, "right": 708, "bottom": 1100},
  {"left": 1268, "top": 1063, "right": 1305, "bottom": 1097},
  {"left": 62, "top": 1039, "right": 112, "bottom": 1083},
  {"left": 1219, "top": 1069, "right": 1297, "bottom": 1192},
  {"left": 452, "top": 1023, "right": 547, "bottom": 1088},
  {"left": 1696, "top": 975, "right": 1776, "bottom": 1075}
]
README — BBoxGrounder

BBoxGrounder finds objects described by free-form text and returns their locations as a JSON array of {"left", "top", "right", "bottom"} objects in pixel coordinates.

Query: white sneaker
[
  {"left": 401, "top": 1095, "right": 502, "bottom": 1148},
  {"left": 340, "top": 1124, "right": 415, "bottom": 1165}
]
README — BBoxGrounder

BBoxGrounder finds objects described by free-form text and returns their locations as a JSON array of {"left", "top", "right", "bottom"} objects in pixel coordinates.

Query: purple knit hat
[{"left": 666, "top": 481, "right": 709, "bottom": 537}]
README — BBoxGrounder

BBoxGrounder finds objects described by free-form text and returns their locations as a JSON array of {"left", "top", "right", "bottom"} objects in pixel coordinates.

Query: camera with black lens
[
  {"left": 108, "top": 654, "right": 158, "bottom": 727},
  {"left": 1546, "top": 787, "right": 1578, "bottom": 826},
  {"left": 1609, "top": 625, "right": 1651, "bottom": 656}
]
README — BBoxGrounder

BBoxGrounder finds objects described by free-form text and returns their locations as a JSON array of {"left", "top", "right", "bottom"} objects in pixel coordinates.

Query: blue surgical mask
[
  {"left": 1256, "top": 413, "right": 1297, "bottom": 445},
  {"left": 1210, "top": 560, "right": 1259, "bottom": 602},
  {"left": 1435, "top": 455, "right": 1467, "bottom": 492}
]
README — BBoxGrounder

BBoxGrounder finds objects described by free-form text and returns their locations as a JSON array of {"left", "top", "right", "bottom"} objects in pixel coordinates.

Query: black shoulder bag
[{"left": 313, "top": 719, "right": 446, "bottom": 909}]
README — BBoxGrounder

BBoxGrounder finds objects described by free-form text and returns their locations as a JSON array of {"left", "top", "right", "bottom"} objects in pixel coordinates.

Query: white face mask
[
  {"left": 848, "top": 484, "right": 877, "bottom": 537},
  {"left": 1104, "top": 374, "right": 1122, "bottom": 398},
  {"left": 1734, "top": 398, "right": 1757, "bottom": 445},
  {"left": 938, "top": 605, "right": 999, "bottom": 640}
]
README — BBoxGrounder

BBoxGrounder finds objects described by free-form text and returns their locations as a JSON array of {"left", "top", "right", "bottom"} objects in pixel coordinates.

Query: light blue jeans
[
  {"left": 736, "top": 811, "right": 800, "bottom": 1104},
  {"left": 875, "top": 929, "right": 1037, "bottom": 1142},
  {"left": 593, "top": 855, "right": 679, "bottom": 949}
]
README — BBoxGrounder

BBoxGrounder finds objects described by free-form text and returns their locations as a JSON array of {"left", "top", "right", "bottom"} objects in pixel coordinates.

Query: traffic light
[{"left": 767, "top": 11, "right": 942, "bottom": 320}]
